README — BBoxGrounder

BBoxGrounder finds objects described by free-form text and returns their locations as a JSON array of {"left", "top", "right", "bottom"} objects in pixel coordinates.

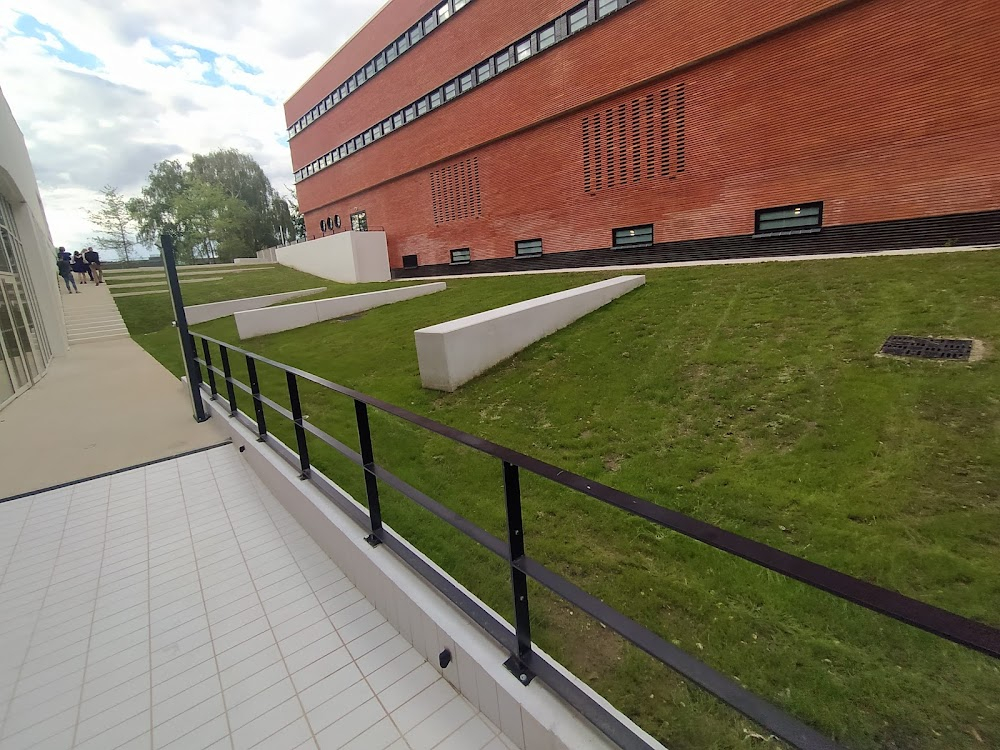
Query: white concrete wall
[
  {"left": 275, "top": 232, "right": 390, "bottom": 283},
  {"left": 201, "top": 398, "right": 665, "bottom": 750},
  {"left": 184, "top": 287, "right": 326, "bottom": 325},
  {"left": 232, "top": 257, "right": 270, "bottom": 265},
  {"left": 235, "top": 282, "right": 445, "bottom": 339},
  {"left": 0, "top": 90, "right": 67, "bottom": 361},
  {"left": 415, "top": 275, "right": 645, "bottom": 391}
]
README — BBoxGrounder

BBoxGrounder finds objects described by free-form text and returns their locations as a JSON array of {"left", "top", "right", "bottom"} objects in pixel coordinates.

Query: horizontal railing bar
[
  {"left": 188, "top": 331, "right": 1000, "bottom": 660},
  {"left": 257, "top": 393, "right": 295, "bottom": 422},
  {"left": 515, "top": 557, "right": 843, "bottom": 750},
  {"left": 300, "top": 420, "right": 365, "bottom": 467},
  {"left": 370, "top": 465, "right": 508, "bottom": 559}
]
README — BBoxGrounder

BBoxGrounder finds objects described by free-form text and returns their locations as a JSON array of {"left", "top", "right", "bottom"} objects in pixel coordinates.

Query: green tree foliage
[
  {"left": 126, "top": 149, "right": 293, "bottom": 263},
  {"left": 88, "top": 185, "right": 138, "bottom": 263}
]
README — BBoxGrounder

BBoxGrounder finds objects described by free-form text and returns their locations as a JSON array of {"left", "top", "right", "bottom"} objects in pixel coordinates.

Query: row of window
[
  {"left": 294, "top": 0, "right": 635, "bottom": 183},
  {"left": 288, "top": 0, "right": 473, "bottom": 140},
  {"left": 416, "top": 203, "right": 825, "bottom": 266}
]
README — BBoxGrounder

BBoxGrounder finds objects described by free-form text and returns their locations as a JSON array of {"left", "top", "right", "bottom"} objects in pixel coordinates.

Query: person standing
[
  {"left": 57, "top": 255, "right": 78, "bottom": 293},
  {"left": 72, "top": 251, "right": 88, "bottom": 284},
  {"left": 84, "top": 247, "right": 103, "bottom": 285}
]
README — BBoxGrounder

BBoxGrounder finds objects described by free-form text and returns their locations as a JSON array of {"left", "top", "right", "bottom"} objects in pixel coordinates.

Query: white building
[{"left": 0, "top": 86, "right": 67, "bottom": 409}]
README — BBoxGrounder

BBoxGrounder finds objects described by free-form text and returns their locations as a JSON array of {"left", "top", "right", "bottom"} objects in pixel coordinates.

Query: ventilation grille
[
  {"left": 583, "top": 83, "right": 686, "bottom": 193},
  {"left": 431, "top": 157, "right": 482, "bottom": 223}
]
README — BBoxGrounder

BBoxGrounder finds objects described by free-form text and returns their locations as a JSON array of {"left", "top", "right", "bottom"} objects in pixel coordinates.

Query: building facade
[
  {"left": 0, "top": 88, "right": 67, "bottom": 410},
  {"left": 286, "top": 0, "right": 1000, "bottom": 277}
]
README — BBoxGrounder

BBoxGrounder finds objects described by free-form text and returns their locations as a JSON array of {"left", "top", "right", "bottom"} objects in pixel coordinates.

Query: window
[
  {"left": 515, "top": 39, "right": 531, "bottom": 62},
  {"left": 515, "top": 239, "right": 543, "bottom": 258},
  {"left": 754, "top": 202, "right": 823, "bottom": 235},
  {"left": 351, "top": 211, "right": 368, "bottom": 232},
  {"left": 333, "top": 90, "right": 341, "bottom": 104},
  {"left": 538, "top": 25, "right": 556, "bottom": 50},
  {"left": 393, "top": 112, "right": 404, "bottom": 128},
  {"left": 444, "top": 82, "right": 457, "bottom": 101},
  {"left": 382, "top": 118, "right": 393, "bottom": 133},
  {"left": 416, "top": 98, "right": 429, "bottom": 116},
  {"left": 375, "top": 53, "right": 386, "bottom": 71},
  {"left": 347, "top": 78, "right": 356, "bottom": 93},
  {"left": 409, "top": 25, "right": 423, "bottom": 45},
  {"left": 598, "top": 0, "right": 617, "bottom": 17},
  {"left": 453, "top": 0, "right": 468, "bottom": 9},
  {"left": 613, "top": 224, "right": 653, "bottom": 247},
  {"left": 362, "top": 131, "right": 372, "bottom": 145},
  {"left": 495, "top": 50, "right": 511, "bottom": 72},
  {"left": 402, "top": 254, "right": 419, "bottom": 269},
  {"left": 569, "top": 5, "right": 588, "bottom": 33},
  {"left": 476, "top": 62, "right": 491, "bottom": 83},
  {"left": 372, "top": 123, "right": 382, "bottom": 139},
  {"left": 459, "top": 72, "right": 473, "bottom": 92},
  {"left": 450, "top": 248, "right": 471, "bottom": 264},
  {"left": 437, "top": 2, "right": 450, "bottom": 22},
  {"left": 404, "top": 105, "right": 416, "bottom": 122},
  {"left": 319, "top": 100, "right": 328, "bottom": 114},
  {"left": 430, "top": 90, "right": 443, "bottom": 108},
  {"left": 423, "top": 14, "right": 437, "bottom": 33},
  {"left": 397, "top": 35, "right": 410, "bottom": 53},
  {"left": 386, "top": 44, "right": 398, "bottom": 63}
]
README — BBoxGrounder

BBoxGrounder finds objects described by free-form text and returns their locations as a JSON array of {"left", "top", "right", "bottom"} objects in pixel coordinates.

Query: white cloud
[{"left": 0, "top": 0, "right": 382, "bottom": 253}]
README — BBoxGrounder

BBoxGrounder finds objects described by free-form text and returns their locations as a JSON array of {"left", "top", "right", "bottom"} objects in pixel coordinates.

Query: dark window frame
[
  {"left": 402, "top": 254, "right": 419, "bottom": 269},
  {"left": 753, "top": 201, "right": 824, "bottom": 237},
  {"left": 515, "top": 238, "right": 543, "bottom": 258},
  {"left": 612, "top": 223, "right": 654, "bottom": 248},
  {"left": 450, "top": 248, "right": 471, "bottom": 265},
  {"left": 350, "top": 211, "right": 369, "bottom": 232}
]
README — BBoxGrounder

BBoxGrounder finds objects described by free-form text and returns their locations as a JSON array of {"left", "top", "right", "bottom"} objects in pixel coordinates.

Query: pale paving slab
[{"left": 0, "top": 445, "right": 515, "bottom": 750}]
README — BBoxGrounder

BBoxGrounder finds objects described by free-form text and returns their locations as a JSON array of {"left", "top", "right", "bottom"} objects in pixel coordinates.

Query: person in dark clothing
[
  {"left": 57, "top": 257, "right": 78, "bottom": 293},
  {"left": 84, "top": 247, "right": 103, "bottom": 285},
  {"left": 72, "top": 251, "right": 88, "bottom": 284},
  {"left": 57, "top": 246, "right": 71, "bottom": 263}
]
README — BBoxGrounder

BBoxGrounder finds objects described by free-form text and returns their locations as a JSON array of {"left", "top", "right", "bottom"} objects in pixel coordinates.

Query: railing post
[
  {"left": 219, "top": 346, "right": 238, "bottom": 416},
  {"left": 354, "top": 399, "right": 383, "bottom": 547},
  {"left": 161, "top": 233, "right": 208, "bottom": 423},
  {"left": 246, "top": 356, "right": 267, "bottom": 441},
  {"left": 502, "top": 460, "right": 534, "bottom": 684},
  {"left": 286, "top": 372, "right": 311, "bottom": 479},
  {"left": 201, "top": 338, "right": 217, "bottom": 400}
]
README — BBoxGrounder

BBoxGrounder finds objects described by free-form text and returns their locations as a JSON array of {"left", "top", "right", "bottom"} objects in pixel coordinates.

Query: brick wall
[{"left": 292, "top": 0, "right": 1000, "bottom": 269}]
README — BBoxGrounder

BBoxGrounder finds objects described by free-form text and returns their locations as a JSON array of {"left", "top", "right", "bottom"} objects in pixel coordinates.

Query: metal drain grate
[{"left": 880, "top": 335, "right": 972, "bottom": 360}]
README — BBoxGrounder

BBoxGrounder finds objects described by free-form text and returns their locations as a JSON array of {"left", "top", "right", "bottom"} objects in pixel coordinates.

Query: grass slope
[{"left": 117, "top": 254, "right": 1000, "bottom": 750}]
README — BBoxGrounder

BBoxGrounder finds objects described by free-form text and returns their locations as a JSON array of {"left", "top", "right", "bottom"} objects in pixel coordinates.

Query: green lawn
[{"left": 116, "top": 253, "right": 1000, "bottom": 750}]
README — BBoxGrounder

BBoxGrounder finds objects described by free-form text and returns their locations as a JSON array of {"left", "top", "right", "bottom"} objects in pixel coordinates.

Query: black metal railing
[{"left": 188, "top": 330, "right": 1000, "bottom": 750}]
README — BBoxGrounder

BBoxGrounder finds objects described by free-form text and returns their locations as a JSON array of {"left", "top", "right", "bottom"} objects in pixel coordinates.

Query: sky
[{"left": 0, "top": 0, "right": 385, "bottom": 254}]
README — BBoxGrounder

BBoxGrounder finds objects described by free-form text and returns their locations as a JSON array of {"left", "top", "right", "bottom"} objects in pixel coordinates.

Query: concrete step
[
  {"left": 68, "top": 331, "right": 130, "bottom": 344},
  {"left": 67, "top": 324, "right": 129, "bottom": 335}
]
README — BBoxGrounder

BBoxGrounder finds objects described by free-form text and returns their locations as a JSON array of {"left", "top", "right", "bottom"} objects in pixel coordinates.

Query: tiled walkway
[{"left": 0, "top": 446, "right": 513, "bottom": 750}]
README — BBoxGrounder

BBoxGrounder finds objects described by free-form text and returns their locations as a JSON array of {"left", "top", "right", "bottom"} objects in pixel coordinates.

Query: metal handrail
[{"left": 188, "top": 330, "right": 1000, "bottom": 750}]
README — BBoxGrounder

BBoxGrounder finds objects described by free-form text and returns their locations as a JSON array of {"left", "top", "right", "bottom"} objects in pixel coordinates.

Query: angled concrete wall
[
  {"left": 235, "top": 282, "right": 446, "bottom": 339},
  {"left": 184, "top": 287, "right": 326, "bottom": 325},
  {"left": 275, "top": 231, "right": 390, "bottom": 283},
  {"left": 415, "top": 275, "right": 645, "bottom": 391}
]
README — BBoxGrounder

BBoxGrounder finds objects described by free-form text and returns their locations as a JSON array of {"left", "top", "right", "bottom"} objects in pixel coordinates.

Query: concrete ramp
[
  {"left": 415, "top": 275, "right": 645, "bottom": 391},
  {"left": 235, "top": 282, "right": 446, "bottom": 338},
  {"left": 184, "top": 287, "right": 326, "bottom": 325}
]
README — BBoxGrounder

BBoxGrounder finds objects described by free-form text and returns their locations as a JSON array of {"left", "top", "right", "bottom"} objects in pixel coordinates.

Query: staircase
[{"left": 61, "top": 281, "right": 130, "bottom": 345}]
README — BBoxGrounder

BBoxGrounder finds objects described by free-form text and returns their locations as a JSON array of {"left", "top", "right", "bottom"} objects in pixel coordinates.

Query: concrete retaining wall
[
  {"left": 235, "top": 282, "right": 446, "bottom": 339},
  {"left": 184, "top": 287, "right": 326, "bottom": 325},
  {"left": 415, "top": 275, "right": 645, "bottom": 391},
  {"left": 275, "top": 232, "right": 390, "bottom": 283}
]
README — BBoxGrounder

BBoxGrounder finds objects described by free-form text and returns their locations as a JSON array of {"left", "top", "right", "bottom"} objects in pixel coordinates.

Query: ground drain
[{"left": 880, "top": 335, "right": 972, "bottom": 360}]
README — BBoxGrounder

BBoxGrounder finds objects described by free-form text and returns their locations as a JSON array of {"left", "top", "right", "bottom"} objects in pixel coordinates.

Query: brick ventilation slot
[
  {"left": 880, "top": 335, "right": 972, "bottom": 360},
  {"left": 584, "top": 83, "right": 686, "bottom": 193},
  {"left": 431, "top": 157, "right": 482, "bottom": 224}
]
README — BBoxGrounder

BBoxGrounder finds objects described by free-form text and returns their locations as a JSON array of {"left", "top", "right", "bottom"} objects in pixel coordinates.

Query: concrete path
[
  {"left": 109, "top": 279, "right": 222, "bottom": 290},
  {"left": 61, "top": 284, "right": 128, "bottom": 346},
  {"left": 0, "top": 337, "right": 224, "bottom": 499},
  {"left": 0, "top": 445, "right": 514, "bottom": 750}
]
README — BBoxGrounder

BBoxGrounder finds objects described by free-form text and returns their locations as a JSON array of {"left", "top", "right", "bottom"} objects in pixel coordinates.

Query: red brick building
[{"left": 285, "top": 0, "right": 1000, "bottom": 277}]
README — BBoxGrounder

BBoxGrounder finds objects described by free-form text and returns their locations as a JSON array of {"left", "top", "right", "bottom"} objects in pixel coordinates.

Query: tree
[
  {"left": 88, "top": 185, "right": 138, "bottom": 263},
  {"left": 173, "top": 181, "right": 251, "bottom": 263},
  {"left": 127, "top": 160, "right": 189, "bottom": 258}
]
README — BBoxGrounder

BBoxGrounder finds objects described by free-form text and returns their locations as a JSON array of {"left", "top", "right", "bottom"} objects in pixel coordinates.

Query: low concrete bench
[
  {"left": 184, "top": 287, "right": 326, "bottom": 325},
  {"left": 235, "top": 282, "right": 446, "bottom": 338},
  {"left": 415, "top": 275, "right": 645, "bottom": 391}
]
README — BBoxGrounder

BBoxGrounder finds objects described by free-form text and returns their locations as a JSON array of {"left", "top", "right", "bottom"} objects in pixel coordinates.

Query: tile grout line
[
  {"left": 68, "top": 474, "right": 114, "bottom": 748},
  {"left": 240, "top": 456, "right": 418, "bottom": 749},
  {"left": 167, "top": 453, "right": 237, "bottom": 748},
  {"left": 0, "top": 486, "right": 94, "bottom": 743},
  {"left": 207, "top": 450, "right": 319, "bottom": 748}
]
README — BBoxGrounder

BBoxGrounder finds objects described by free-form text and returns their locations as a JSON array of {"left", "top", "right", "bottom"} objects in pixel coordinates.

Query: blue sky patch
[
  {"left": 11, "top": 14, "right": 102, "bottom": 70},
  {"left": 147, "top": 37, "right": 264, "bottom": 97}
]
